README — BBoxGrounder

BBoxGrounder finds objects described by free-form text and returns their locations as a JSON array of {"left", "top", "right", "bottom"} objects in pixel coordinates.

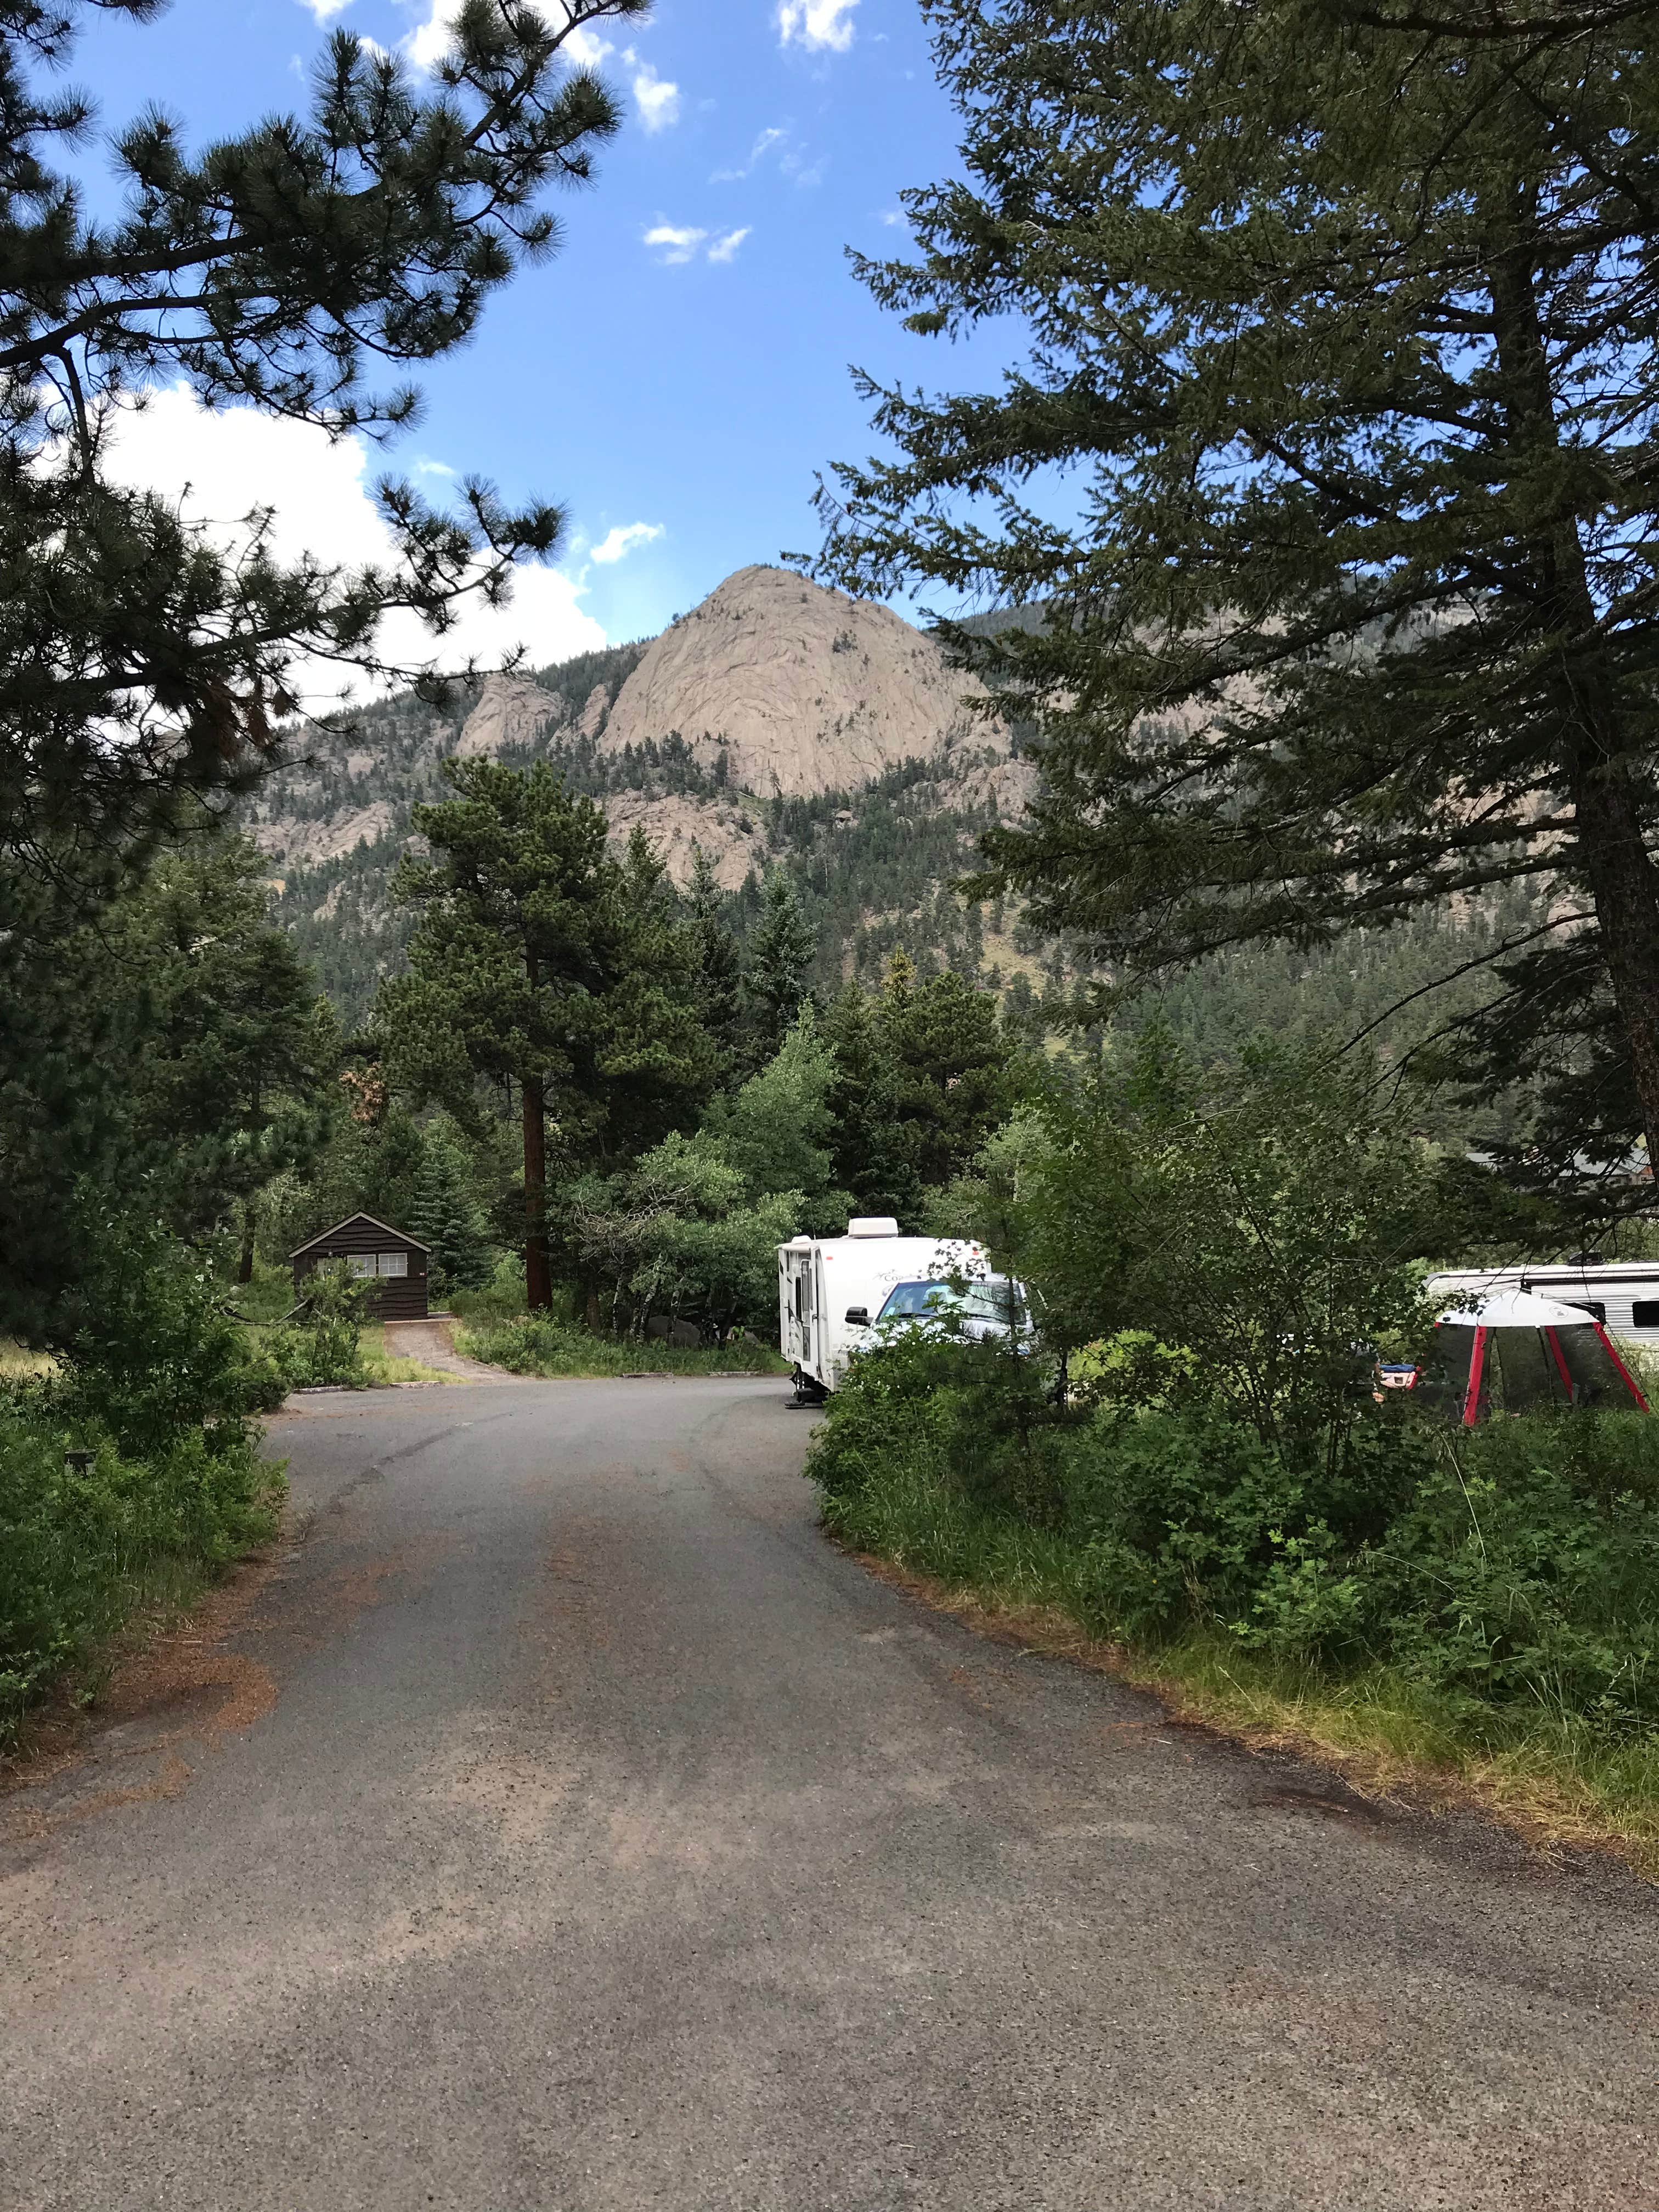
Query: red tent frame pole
[
  {"left": 1544, "top": 1327, "right": 1575, "bottom": 1404},
  {"left": 1595, "top": 1323, "right": 1651, "bottom": 1413},
  {"left": 1463, "top": 1327, "right": 1487, "bottom": 1427}
]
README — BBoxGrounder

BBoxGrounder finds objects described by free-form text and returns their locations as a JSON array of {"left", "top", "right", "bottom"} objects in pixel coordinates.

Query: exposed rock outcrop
[{"left": 600, "top": 565, "right": 1002, "bottom": 797}]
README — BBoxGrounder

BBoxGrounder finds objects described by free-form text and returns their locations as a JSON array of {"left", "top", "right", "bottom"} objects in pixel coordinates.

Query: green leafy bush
[
  {"left": 0, "top": 1402, "right": 281, "bottom": 1743},
  {"left": 811, "top": 1338, "right": 1659, "bottom": 1740},
  {"left": 249, "top": 1261, "right": 371, "bottom": 1393}
]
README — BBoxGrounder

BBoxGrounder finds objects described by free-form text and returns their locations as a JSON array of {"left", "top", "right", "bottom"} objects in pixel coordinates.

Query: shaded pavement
[{"left": 3, "top": 1375, "right": 1657, "bottom": 2209}]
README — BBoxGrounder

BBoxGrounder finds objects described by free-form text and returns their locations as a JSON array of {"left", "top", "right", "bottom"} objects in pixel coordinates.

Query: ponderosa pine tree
[
  {"left": 809, "top": 0, "right": 1659, "bottom": 1189},
  {"left": 0, "top": 0, "right": 642, "bottom": 914},
  {"left": 378, "top": 759, "right": 715, "bottom": 1309}
]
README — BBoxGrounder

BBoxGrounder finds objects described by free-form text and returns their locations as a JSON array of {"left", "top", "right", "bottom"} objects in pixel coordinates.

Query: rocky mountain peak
[{"left": 599, "top": 563, "right": 997, "bottom": 798}]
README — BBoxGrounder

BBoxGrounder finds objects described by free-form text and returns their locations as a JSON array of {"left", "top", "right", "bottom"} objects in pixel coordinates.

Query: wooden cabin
[{"left": 290, "top": 1214, "right": 430, "bottom": 1321}]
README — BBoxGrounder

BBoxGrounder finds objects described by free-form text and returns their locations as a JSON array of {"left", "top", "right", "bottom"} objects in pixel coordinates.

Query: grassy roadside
[
  {"left": 810, "top": 1339, "right": 1659, "bottom": 1880},
  {"left": 844, "top": 1533, "right": 1659, "bottom": 1878},
  {"left": 456, "top": 1313, "right": 788, "bottom": 1379},
  {"left": 356, "top": 1323, "right": 460, "bottom": 1387},
  {"left": 0, "top": 1407, "right": 285, "bottom": 1752}
]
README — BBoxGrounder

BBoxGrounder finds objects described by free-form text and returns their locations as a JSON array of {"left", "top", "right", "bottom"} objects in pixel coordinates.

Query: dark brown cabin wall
[{"left": 290, "top": 1214, "right": 430, "bottom": 1319}]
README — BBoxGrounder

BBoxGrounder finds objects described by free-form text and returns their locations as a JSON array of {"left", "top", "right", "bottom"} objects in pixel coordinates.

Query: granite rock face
[{"left": 599, "top": 565, "right": 1004, "bottom": 800}]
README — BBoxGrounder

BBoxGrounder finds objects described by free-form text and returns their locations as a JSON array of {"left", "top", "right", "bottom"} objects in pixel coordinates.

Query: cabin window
[
  {"left": 1633, "top": 1301, "right": 1659, "bottom": 1330},
  {"left": 346, "top": 1252, "right": 409, "bottom": 1278},
  {"left": 348, "top": 1254, "right": 375, "bottom": 1278}
]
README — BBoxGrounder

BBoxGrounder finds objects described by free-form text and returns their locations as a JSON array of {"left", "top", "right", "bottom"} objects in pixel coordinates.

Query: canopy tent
[{"left": 1432, "top": 1289, "right": 1650, "bottom": 1424}]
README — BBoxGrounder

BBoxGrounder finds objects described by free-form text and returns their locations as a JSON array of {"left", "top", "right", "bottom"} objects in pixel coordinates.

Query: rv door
[{"left": 797, "top": 1254, "right": 816, "bottom": 1376}]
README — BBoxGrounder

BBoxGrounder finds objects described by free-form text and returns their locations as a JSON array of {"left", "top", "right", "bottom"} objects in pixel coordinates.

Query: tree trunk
[
  {"left": 1488, "top": 203, "right": 1659, "bottom": 1175},
  {"left": 522, "top": 1073, "right": 552, "bottom": 1312},
  {"left": 237, "top": 1200, "right": 256, "bottom": 1285},
  {"left": 1565, "top": 753, "right": 1659, "bottom": 1175}
]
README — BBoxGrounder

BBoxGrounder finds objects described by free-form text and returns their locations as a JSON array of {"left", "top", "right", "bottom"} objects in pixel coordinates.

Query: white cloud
[
  {"left": 878, "top": 208, "right": 904, "bottom": 225},
  {"left": 707, "top": 227, "right": 751, "bottom": 264},
  {"left": 563, "top": 24, "right": 614, "bottom": 65},
  {"left": 713, "top": 126, "right": 786, "bottom": 182},
  {"left": 632, "top": 59, "right": 680, "bottom": 131},
  {"left": 98, "top": 386, "right": 605, "bottom": 707},
  {"left": 298, "top": 0, "right": 353, "bottom": 19},
  {"left": 405, "top": 0, "right": 460, "bottom": 69},
  {"left": 590, "top": 522, "right": 664, "bottom": 565},
  {"left": 777, "top": 0, "right": 857, "bottom": 53},
  {"left": 644, "top": 222, "right": 706, "bottom": 263}
]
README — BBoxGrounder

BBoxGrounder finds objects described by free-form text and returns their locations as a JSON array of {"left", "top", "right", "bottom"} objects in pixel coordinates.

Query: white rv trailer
[
  {"left": 1427, "top": 1262, "right": 1659, "bottom": 1344},
  {"left": 778, "top": 1217, "right": 1019, "bottom": 1398}
]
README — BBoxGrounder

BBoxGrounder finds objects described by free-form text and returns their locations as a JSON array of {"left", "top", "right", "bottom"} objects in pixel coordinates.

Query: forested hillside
[{"left": 246, "top": 565, "right": 1533, "bottom": 1125}]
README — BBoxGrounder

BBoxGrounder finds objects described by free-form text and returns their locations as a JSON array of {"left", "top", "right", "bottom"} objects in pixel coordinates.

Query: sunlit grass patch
[{"left": 457, "top": 1314, "right": 787, "bottom": 1379}]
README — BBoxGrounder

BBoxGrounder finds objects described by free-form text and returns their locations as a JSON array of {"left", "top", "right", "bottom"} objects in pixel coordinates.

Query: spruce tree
[
  {"left": 809, "top": 0, "right": 1659, "bottom": 1187},
  {"left": 684, "top": 845, "right": 744, "bottom": 1072},
  {"left": 744, "top": 870, "right": 817, "bottom": 1061},
  {"left": 409, "top": 1120, "right": 490, "bottom": 1295}
]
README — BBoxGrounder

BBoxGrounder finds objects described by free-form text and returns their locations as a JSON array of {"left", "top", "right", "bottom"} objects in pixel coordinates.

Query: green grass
[{"left": 456, "top": 1313, "right": 788, "bottom": 1379}]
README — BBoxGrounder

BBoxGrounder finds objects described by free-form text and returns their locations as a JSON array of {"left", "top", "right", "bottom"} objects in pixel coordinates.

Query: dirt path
[{"left": 379, "top": 1314, "right": 515, "bottom": 1381}]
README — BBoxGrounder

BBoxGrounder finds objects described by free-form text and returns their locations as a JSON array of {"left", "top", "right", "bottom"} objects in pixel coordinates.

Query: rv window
[{"left": 1634, "top": 1301, "right": 1659, "bottom": 1330}]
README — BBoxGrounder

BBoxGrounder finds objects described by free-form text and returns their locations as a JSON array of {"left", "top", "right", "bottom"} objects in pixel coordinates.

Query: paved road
[{"left": 3, "top": 1378, "right": 1658, "bottom": 2210}]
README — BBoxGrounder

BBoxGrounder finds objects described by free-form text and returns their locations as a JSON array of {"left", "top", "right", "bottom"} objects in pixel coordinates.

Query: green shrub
[
  {"left": 0, "top": 1402, "right": 281, "bottom": 1742},
  {"left": 50, "top": 1211, "right": 271, "bottom": 1456},
  {"left": 810, "top": 1341, "right": 1659, "bottom": 1741}
]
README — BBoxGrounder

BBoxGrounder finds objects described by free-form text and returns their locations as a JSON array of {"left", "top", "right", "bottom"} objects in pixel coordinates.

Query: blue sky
[{"left": 67, "top": 0, "right": 988, "bottom": 674}]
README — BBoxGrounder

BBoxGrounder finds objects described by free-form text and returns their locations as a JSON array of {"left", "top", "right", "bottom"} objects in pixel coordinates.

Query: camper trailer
[{"left": 778, "top": 1218, "right": 1028, "bottom": 1400}]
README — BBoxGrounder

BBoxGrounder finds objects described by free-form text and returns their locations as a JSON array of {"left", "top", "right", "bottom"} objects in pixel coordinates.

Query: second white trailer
[{"left": 778, "top": 1217, "right": 995, "bottom": 1398}]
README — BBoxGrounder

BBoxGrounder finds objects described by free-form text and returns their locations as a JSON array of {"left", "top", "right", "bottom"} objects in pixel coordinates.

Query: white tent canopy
[{"left": 1437, "top": 1289, "right": 1602, "bottom": 1331}]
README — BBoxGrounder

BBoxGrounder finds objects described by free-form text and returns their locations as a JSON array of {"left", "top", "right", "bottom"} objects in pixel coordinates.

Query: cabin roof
[{"left": 288, "top": 1211, "right": 431, "bottom": 1261}]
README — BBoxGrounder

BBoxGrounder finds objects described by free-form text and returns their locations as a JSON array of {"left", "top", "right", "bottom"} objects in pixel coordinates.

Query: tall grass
[{"left": 458, "top": 1313, "right": 787, "bottom": 1378}]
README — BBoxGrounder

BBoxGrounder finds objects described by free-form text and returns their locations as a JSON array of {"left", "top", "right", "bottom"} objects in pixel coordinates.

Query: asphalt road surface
[{"left": 4, "top": 1376, "right": 1659, "bottom": 2211}]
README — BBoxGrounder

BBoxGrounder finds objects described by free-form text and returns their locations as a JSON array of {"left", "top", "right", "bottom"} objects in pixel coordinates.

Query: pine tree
[
  {"left": 822, "top": 983, "right": 925, "bottom": 1226},
  {"left": 379, "top": 759, "right": 715, "bottom": 1309},
  {"left": 0, "top": 827, "right": 332, "bottom": 1337},
  {"left": 0, "top": 1, "right": 643, "bottom": 921},
  {"left": 809, "top": 0, "right": 1659, "bottom": 1188}
]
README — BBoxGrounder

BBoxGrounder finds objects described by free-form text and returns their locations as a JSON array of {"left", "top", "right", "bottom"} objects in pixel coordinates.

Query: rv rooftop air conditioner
[{"left": 846, "top": 1216, "right": 900, "bottom": 1239}]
